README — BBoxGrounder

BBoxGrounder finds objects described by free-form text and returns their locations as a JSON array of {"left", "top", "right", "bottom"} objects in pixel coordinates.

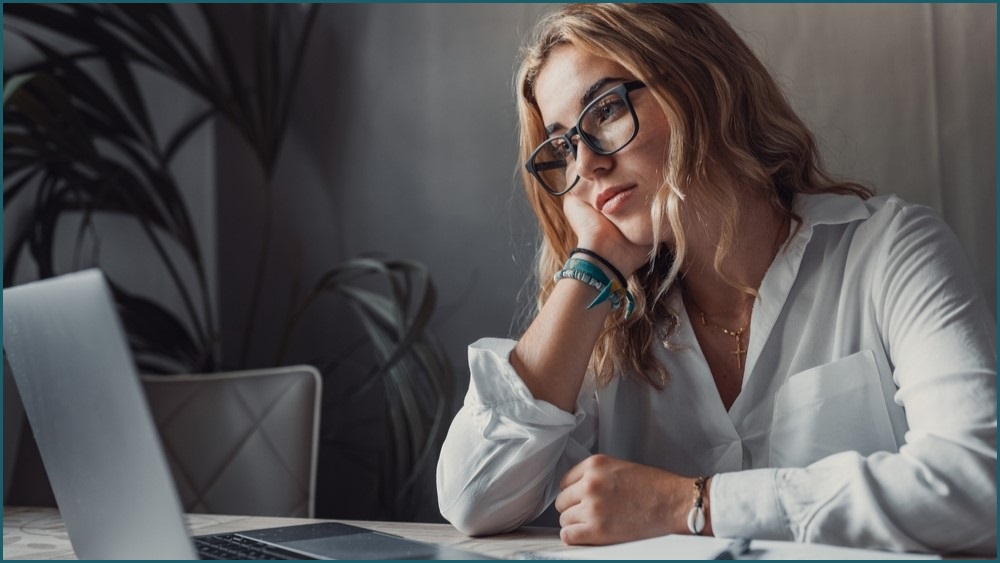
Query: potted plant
[{"left": 3, "top": 3, "right": 452, "bottom": 521}]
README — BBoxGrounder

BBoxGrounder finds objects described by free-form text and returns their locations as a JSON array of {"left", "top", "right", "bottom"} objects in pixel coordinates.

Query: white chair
[{"left": 141, "top": 365, "right": 321, "bottom": 518}]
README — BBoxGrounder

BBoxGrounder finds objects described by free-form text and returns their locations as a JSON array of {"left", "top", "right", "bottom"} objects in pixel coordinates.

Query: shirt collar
[{"left": 794, "top": 192, "right": 873, "bottom": 230}]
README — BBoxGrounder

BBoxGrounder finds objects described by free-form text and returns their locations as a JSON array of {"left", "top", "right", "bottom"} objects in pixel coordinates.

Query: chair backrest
[{"left": 141, "top": 365, "right": 321, "bottom": 518}]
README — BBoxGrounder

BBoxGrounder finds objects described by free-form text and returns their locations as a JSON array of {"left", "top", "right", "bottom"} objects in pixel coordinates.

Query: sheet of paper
[
  {"left": 746, "top": 540, "right": 940, "bottom": 560},
  {"left": 514, "top": 534, "right": 943, "bottom": 560},
  {"left": 514, "top": 535, "right": 741, "bottom": 560}
]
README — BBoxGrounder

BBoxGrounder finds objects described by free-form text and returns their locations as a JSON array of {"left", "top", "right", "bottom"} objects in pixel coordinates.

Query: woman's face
[{"left": 533, "top": 44, "right": 672, "bottom": 246}]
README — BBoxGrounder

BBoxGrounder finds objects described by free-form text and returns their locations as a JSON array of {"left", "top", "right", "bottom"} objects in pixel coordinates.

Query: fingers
[
  {"left": 562, "top": 196, "right": 610, "bottom": 248},
  {"left": 555, "top": 454, "right": 613, "bottom": 541},
  {"left": 559, "top": 453, "right": 611, "bottom": 490},
  {"left": 555, "top": 456, "right": 685, "bottom": 546},
  {"left": 557, "top": 498, "right": 613, "bottom": 546},
  {"left": 556, "top": 496, "right": 602, "bottom": 545},
  {"left": 554, "top": 484, "right": 577, "bottom": 514},
  {"left": 555, "top": 466, "right": 590, "bottom": 514},
  {"left": 559, "top": 456, "right": 588, "bottom": 490},
  {"left": 561, "top": 196, "right": 654, "bottom": 277},
  {"left": 555, "top": 456, "right": 603, "bottom": 527},
  {"left": 560, "top": 523, "right": 594, "bottom": 546}
]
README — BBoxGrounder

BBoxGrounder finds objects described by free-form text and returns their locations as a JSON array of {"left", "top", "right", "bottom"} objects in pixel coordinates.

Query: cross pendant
[{"left": 732, "top": 334, "right": 747, "bottom": 370}]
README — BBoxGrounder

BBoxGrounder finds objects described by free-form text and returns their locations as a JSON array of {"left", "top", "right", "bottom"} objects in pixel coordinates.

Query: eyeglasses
[{"left": 526, "top": 80, "right": 647, "bottom": 196}]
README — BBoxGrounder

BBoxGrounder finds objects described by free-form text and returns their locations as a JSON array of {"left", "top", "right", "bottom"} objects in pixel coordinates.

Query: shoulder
[
  {"left": 792, "top": 193, "right": 970, "bottom": 299},
  {"left": 859, "top": 195, "right": 959, "bottom": 258},
  {"left": 797, "top": 192, "right": 953, "bottom": 248},
  {"left": 797, "top": 192, "right": 943, "bottom": 227},
  {"left": 847, "top": 196, "right": 984, "bottom": 317},
  {"left": 861, "top": 194, "right": 946, "bottom": 229}
]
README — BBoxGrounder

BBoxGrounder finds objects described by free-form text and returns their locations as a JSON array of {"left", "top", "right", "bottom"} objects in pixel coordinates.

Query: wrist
[
  {"left": 704, "top": 476, "right": 714, "bottom": 536},
  {"left": 569, "top": 248, "right": 627, "bottom": 287},
  {"left": 571, "top": 241, "right": 634, "bottom": 279},
  {"left": 686, "top": 476, "right": 711, "bottom": 536},
  {"left": 554, "top": 257, "right": 634, "bottom": 319}
]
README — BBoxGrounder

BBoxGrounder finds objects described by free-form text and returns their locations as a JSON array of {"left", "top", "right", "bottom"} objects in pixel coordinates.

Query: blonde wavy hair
[{"left": 515, "top": 3, "right": 872, "bottom": 389}]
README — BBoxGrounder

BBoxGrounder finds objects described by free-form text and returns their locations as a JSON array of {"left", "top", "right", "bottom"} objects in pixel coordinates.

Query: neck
[{"left": 680, "top": 195, "right": 788, "bottom": 320}]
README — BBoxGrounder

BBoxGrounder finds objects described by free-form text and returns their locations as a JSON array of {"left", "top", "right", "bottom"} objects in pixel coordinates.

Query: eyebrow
[{"left": 544, "top": 76, "right": 632, "bottom": 136}]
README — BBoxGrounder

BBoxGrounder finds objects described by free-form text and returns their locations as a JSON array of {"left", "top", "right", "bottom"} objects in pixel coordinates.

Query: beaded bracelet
[
  {"left": 555, "top": 258, "right": 624, "bottom": 312},
  {"left": 569, "top": 247, "right": 627, "bottom": 288},
  {"left": 554, "top": 257, "right": 635, "bottom": 319},
  {"left": 568, "top": 248, "right": 635, "bottom": 318}
]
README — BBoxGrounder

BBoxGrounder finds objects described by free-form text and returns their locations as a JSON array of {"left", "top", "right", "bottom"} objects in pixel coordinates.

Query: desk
[
  {"left": 3, "top": 506, "right": 569, "bottom": 560},
  {"left": 8, "top": 506, "right": 964, "bottom": 560}
]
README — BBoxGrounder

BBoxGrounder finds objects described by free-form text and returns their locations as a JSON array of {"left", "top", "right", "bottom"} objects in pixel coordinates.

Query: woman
[{"left": 436, "top": 3, "right": 996, "bottom": 555}]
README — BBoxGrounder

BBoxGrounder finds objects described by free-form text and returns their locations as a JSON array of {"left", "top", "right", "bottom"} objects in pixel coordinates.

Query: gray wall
[
  {"left": 720, "top": 3, "right": 996, "bottom": 304},
  {"left": 217, "top": 4, "right": 546, "bottom": 373}
]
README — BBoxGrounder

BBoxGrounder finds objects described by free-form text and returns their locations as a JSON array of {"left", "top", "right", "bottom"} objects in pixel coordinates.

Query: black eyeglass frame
[{"left": 525, "top": 80, "right": 647, "bottom": 196}]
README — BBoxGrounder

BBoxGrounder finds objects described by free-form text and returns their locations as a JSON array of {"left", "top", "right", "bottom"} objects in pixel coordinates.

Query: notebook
[{"left": 2, "top": 269, "right": 492, "bottom": 560}]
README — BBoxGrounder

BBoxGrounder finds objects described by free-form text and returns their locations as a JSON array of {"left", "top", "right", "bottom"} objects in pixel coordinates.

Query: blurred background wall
[{"left": 5, "top": 3, "right": 996, "bottom": 521}]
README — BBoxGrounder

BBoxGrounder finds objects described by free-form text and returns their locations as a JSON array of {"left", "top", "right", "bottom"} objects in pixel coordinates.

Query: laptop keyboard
[{"left": 195, "top": 533, "right": 310, "bottom": 560}]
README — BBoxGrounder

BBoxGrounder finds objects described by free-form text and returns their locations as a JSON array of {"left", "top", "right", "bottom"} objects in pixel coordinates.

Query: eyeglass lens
[{"left": 529, "top": 82, "right": 642, "bottom": 195}]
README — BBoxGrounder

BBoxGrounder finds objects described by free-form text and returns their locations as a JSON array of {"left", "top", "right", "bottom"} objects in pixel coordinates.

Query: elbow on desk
[
  {"left": 439, "top": 494, "right": 532, "bottom": 537},
  {"left": 445, "top": 517, "right": 514, "bottom": 538},
  {"left": 437, "top": 462, "right": 543, "bottom": 536}
]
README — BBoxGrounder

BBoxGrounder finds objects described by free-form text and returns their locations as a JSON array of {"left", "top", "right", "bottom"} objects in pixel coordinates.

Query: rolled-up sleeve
[
  {"left": 437, "top": 337, "right": 597, "bottom": 535},
  {"left": 711, "top": 201, "right": 997, "bottom": 555}
]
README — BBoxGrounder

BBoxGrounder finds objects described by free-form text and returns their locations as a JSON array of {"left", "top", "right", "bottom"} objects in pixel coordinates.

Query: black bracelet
[{"left": 569, "top": 247, "right": 627, "bottom": 287}]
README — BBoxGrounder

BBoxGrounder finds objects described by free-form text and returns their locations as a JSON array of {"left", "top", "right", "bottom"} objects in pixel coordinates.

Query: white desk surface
[
  {"left": 2, "top": 505, "right": 571, "bottom": 560},
  {"left": 9, "top": 505, "right": 965, "bottom": 560}
]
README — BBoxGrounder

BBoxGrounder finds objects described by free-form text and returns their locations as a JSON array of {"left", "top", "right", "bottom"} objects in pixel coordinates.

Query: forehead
[{"left": 533, "top": 44, "right": 633, "bottom": 126}]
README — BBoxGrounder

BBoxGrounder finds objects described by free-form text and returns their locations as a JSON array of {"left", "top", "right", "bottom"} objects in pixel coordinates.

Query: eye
[
  {"left": 551, "top": 137, "right": 575, "bottom": 158},
  {"left": 589, "top": 95, "right": 627, "bottom": 124}
]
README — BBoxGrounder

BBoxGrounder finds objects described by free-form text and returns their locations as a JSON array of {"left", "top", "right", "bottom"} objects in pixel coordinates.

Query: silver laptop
[{"left": 2, "top": 269, "right": 491, "bottom": 560}]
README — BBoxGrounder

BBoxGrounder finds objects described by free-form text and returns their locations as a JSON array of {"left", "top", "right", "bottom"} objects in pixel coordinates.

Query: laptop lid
[
  {"left": 3, "top": 269, "right": 197, "bottom": 559},
  {"left": 4, "top": 270, "right": 494, "bottom": 560}
]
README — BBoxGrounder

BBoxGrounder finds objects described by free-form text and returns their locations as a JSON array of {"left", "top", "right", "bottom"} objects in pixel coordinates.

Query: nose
[{"left": 571, "top": 141, "right": 613, "bottom": 194}]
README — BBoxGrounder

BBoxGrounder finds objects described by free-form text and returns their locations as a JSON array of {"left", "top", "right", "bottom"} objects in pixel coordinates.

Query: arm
[
  {"left": 436, "top": 337, "right": 597, "bottom": 535},
  {"left": 510, "top": 265, "right": 618, "bottom": 412},
  {"left": 437, "top": 197, "right": 652, "bottom": 535},
  {"left": 711, "top": 202, "right": 997, "bottom": 554},
  {"left": 511, "top": 196, "right": 653, "bottom": 412}
]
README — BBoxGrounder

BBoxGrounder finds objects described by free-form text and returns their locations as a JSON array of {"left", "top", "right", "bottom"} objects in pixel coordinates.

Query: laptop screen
[{"left": 3, "top": 270, "right": 197, "bottom": 559}]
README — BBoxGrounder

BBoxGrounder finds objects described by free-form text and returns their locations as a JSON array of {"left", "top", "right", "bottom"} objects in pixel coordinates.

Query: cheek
[
  {"left": 619, "top": 198, "right": 656, "bottom": 244},
  {"left": 628, "top": 131, "right": 670, "bottom": 185},
  {"left": 636, "top": 113, "right": 671, "bottom": 175}
]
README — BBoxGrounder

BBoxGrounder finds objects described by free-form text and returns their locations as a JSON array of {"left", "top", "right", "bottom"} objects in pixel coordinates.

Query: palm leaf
[
  {"left": 3, "top": 73, "right": 35, "bottom": 104},
  {"left": 274, "top": 256, "right": 453, "bottom": 518},
  {"left": 4, "top": 66, "right": 214, "bottom": 364},
  {"left": 107, "top": 279, "right": 206, "bottom": 374}
]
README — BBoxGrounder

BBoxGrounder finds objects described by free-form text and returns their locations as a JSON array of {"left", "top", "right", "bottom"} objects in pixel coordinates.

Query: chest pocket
[{"left": 769, "top": 349, "right": 899, "bottom": 468}]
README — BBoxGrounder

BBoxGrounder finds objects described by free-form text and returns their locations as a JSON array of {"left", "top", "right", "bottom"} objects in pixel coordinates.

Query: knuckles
[
  {"left": 584, "top": 453, "right": 612, "bottom": 468},
  {"left": 578, "top": 476, "right": 601, "bottom": 496}
]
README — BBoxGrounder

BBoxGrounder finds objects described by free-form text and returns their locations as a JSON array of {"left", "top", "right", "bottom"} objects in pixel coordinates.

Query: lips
[{"left": 596, "top": 184, "right": 636, "bottom": 213}]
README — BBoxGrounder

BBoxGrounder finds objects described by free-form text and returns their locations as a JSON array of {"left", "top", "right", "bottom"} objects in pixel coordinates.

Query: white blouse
[{"left": 436, "top": 193, "right": 997, "bottom": 555}]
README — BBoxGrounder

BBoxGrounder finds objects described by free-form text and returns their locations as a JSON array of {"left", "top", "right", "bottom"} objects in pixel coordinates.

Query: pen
[{"left": 714, "top": 537, "right": 751, "bottom": 560}]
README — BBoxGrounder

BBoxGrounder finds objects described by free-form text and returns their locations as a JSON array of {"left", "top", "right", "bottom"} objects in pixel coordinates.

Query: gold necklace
[{"left": 684, "top": 292, "right": 749, "bottom": 370}]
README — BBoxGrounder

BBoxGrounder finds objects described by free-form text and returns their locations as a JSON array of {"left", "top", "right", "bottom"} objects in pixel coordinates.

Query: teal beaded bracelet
[{"left": 554, "top": 257, "right": 635, "bottom": 319}]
